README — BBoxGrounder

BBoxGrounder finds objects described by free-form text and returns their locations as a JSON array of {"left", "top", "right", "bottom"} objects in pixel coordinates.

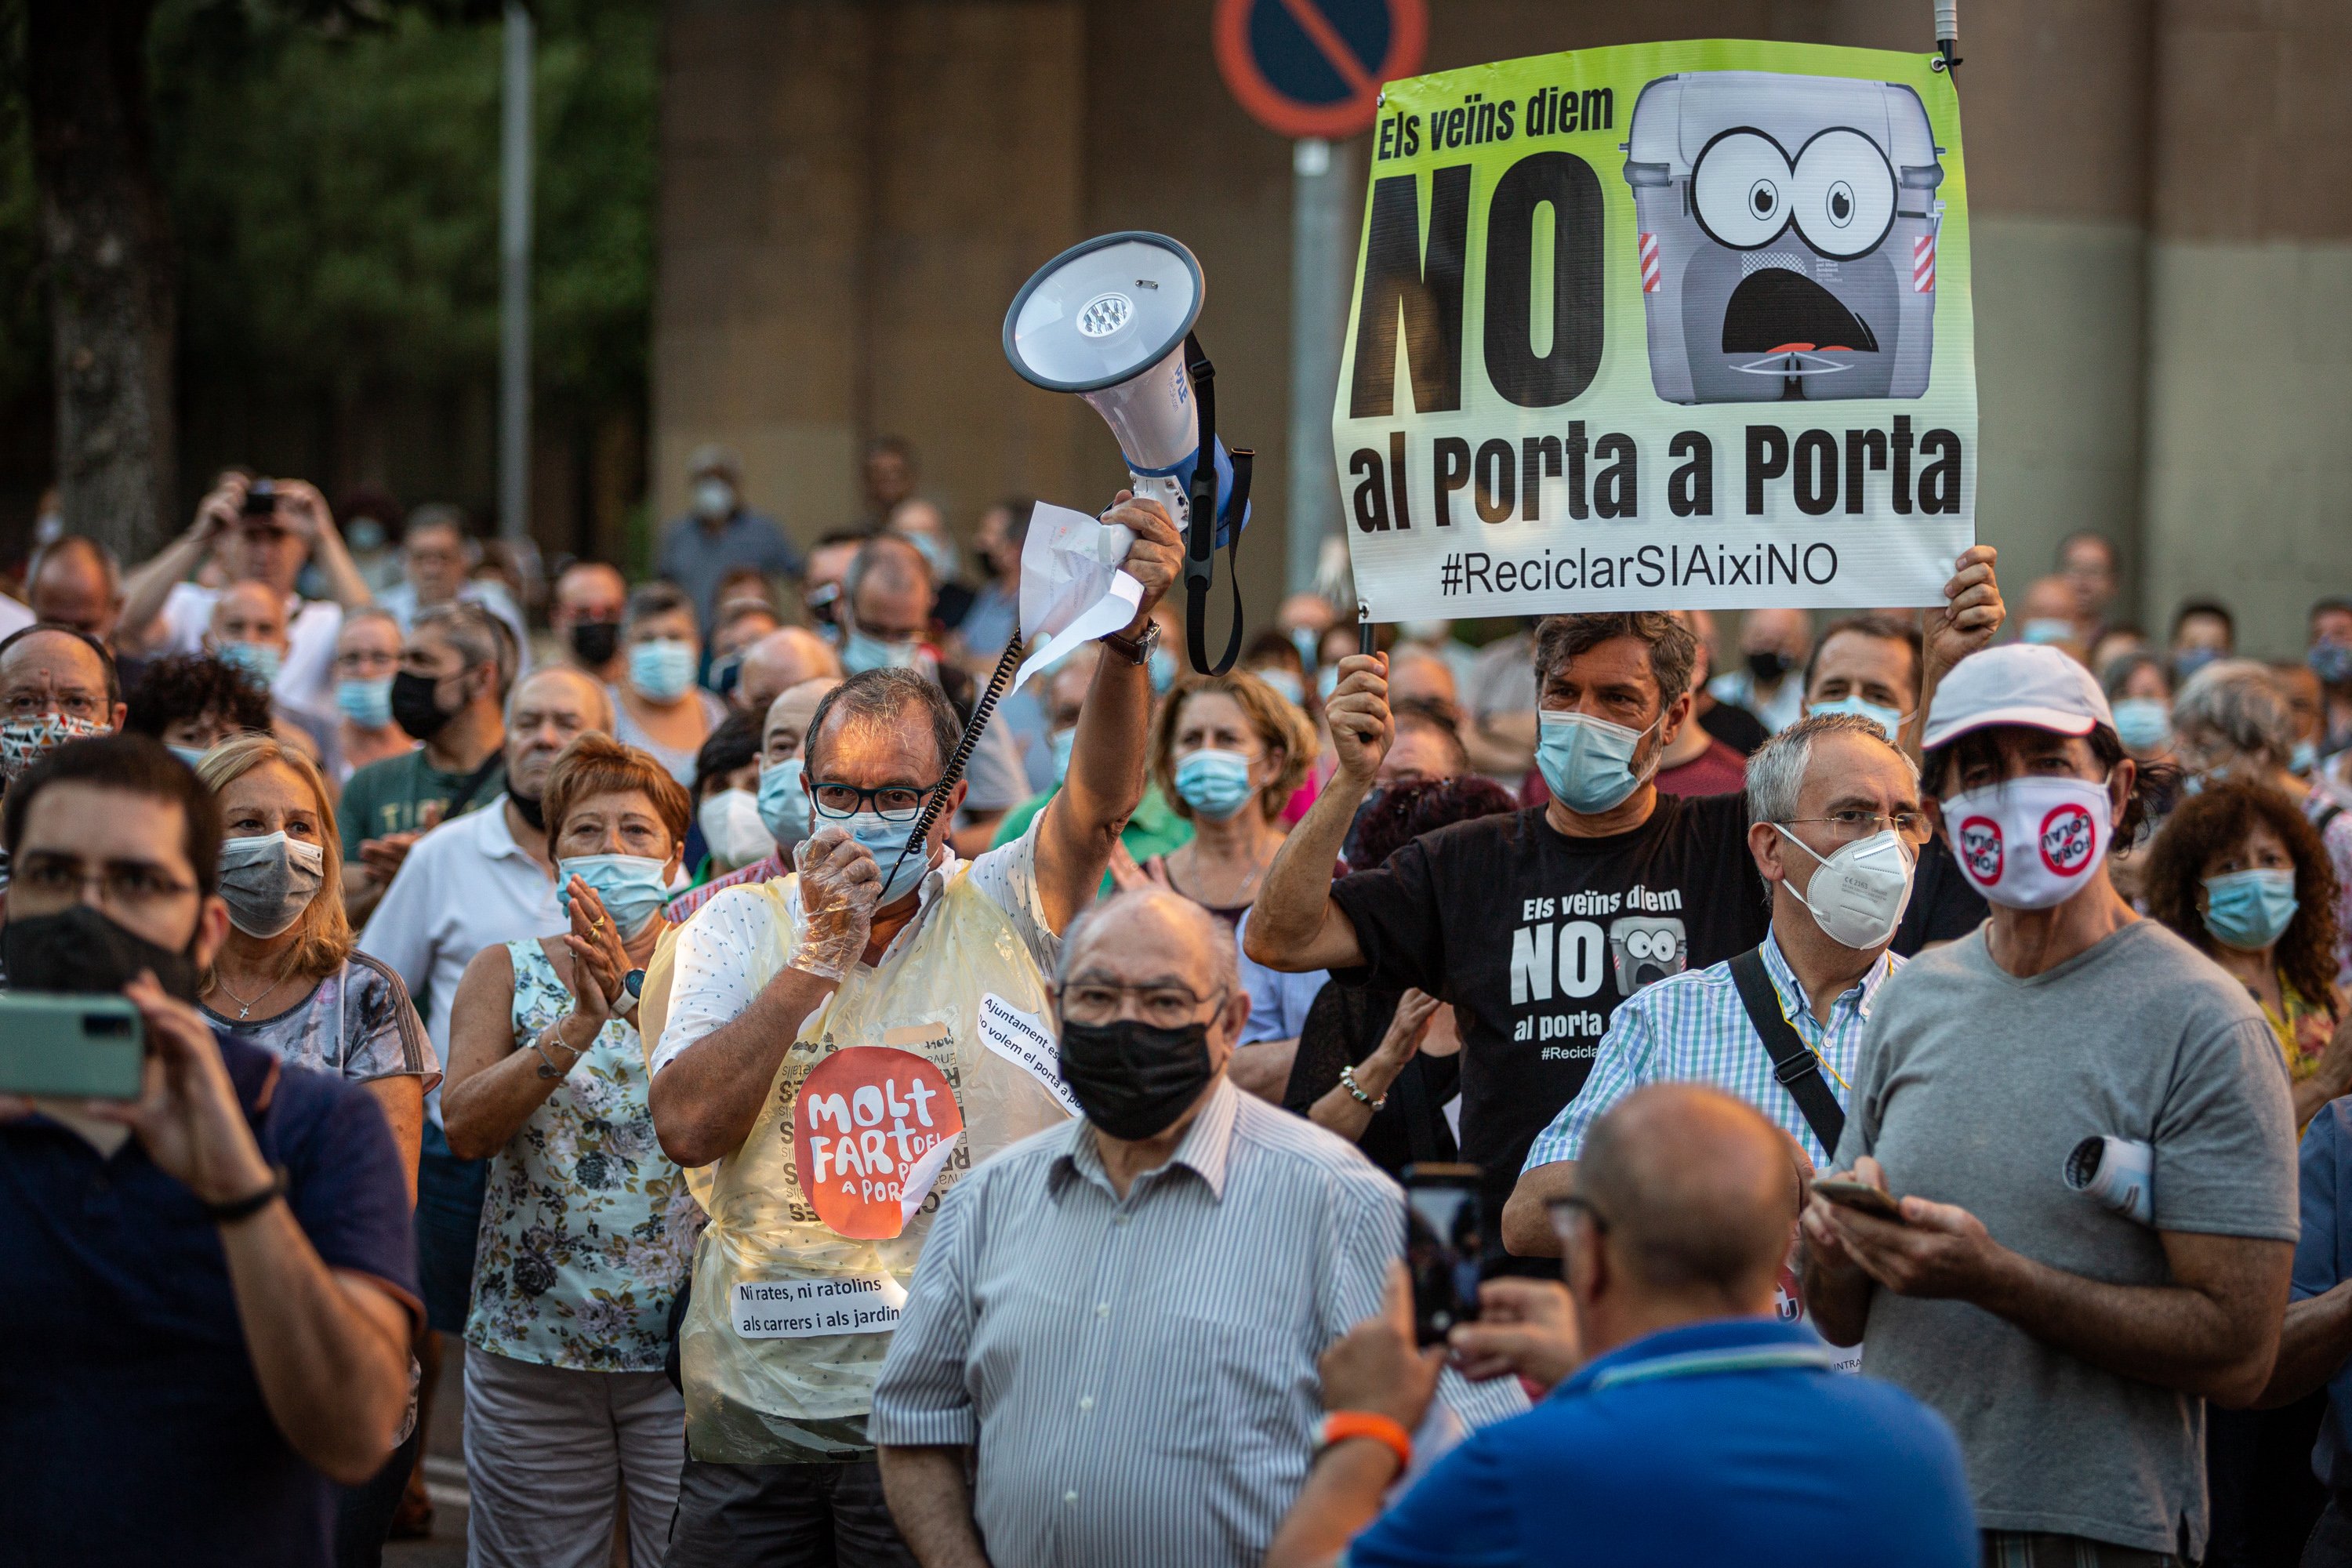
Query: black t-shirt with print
[{"left": 1328, "top": 793, "right": 1768, "bottom": 1218}]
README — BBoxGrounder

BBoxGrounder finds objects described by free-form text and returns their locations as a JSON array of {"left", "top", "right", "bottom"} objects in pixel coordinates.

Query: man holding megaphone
[{"left": 648, "top": 490, "right": 1180, "bottom": 1568}]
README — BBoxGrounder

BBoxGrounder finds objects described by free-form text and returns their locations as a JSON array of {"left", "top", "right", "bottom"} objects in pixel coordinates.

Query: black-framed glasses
[
  {"left": 808, "top": 779, "right": 942, "bottom": 822},
  {"left": 1544, "top": 1194, "right": 1611, "bottom": 1240},
  {"left": 1782, "top": 808, "right": 1930, "bottom": 842},
  {"left": 1054, "top": 980, "right": 1229, "bottom": 1029}
]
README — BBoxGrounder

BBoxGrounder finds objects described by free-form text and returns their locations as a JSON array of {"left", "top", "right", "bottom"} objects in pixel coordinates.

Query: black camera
[{"left": 241, "top": 478, "right": 279, "bottom": 517}]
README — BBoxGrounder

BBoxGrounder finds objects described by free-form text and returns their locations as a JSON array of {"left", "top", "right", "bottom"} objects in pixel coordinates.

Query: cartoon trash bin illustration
[{"left": 1623, "top": 71, "right": 1944, "bottom": 404}]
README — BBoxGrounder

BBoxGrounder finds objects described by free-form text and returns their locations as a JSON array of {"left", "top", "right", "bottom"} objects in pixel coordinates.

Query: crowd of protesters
[{"left": 7, "top": 444, "right": 2352, "bottom": 1568}]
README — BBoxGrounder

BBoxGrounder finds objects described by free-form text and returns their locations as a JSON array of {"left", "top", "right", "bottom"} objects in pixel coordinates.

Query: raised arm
[
  {"left": 274, "top": 480, "right": 373, "bottom": 612},
  {"left": 1908, "top": 545, "right": 2003, "bottom": 760},
  {"left": 104, "top": 976, "right": 411, "bottom": 1485},
  {"left": 119, "top": 476, "right": 241, "bottom": 648},
  {"left": 1032, "top": 493, "right": 1181, "bottom": 934},
  {"left": 648, "top": 831, "right": 877, "bottom": 1167},
  {"left": 1243, "top": 652, "right": 1388, "bottom": 975}
]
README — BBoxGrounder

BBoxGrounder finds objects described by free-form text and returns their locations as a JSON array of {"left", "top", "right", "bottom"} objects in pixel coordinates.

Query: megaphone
[{"left": 1004, "top": 231, "right": 1253, "bottom": 673}]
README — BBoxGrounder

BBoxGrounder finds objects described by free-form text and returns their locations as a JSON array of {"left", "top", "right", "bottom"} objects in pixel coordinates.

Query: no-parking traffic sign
[{"left": 1214, "top": 0, "right": 1427, "bottom": 140}]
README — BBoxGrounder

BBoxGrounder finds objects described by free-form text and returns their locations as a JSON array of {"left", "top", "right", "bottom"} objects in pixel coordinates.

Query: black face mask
[
  {"left": 1056, "top": 1016, "right": 1218, "bottom": 1142},
  {"left": 510, "top": 790, "right": 546, "bottom": 833},
  {"left": 390, "top": 670, "right": 456, "bottom": 742},
  {"left": 1745, "top": 649, "right": 1794, "bottom": 684},
  {"left": 3, "top": 903, "right": 201, "bottom": 1004},
  {"left": 568, "top": 619, "right": 619, "bottom": 668}
]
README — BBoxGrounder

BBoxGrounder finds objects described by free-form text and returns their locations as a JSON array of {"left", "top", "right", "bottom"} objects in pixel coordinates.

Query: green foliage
[{"left": 151, "top": 0, "right": 657, "bottom": 415}]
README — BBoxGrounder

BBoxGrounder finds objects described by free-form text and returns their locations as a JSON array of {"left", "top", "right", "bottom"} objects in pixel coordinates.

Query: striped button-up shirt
[
  {"left": 1522, "top": 929, "right": 1899, "bottom": 1172},
  {"left": 871, "top": 1076, "right": 1521, "bottom": 1568}
]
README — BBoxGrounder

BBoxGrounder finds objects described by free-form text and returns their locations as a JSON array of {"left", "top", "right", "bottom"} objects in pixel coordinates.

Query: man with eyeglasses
[
  {"left": 0, "top": 734, "right": 417, "bottom": 1566},
  {"left": 648, "top": 494, "right": 1181, "bottom": 1568},
  {"left": 869, "top": 887, "right": 1520, "bottom": 1568},
  {"left": 0, "top": 624, "right": 125, "bottom": 790},
  {"left": 1502, "top": 713, "right": 1926, "bottom": 1280}
]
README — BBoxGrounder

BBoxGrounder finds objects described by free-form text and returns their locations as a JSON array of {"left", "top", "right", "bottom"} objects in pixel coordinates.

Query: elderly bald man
[
  {"left": 873, "top": 887, "right": 1520, "bottom": 1568},
  {"left": 735, "top": 625, "right": 843, "bottom": 717},
  {"left": 0, "top": 623, "right": 124, "bottom": 782},
  {"left": 1268, "top": 1083, "right": 1976, "bottom": 1568}
]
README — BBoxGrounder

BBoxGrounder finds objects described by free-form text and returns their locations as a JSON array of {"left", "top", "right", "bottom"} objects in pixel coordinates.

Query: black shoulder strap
[
  {"left": 1181, "top": 332, "right": 1246, "bottom": 676},
  {"left": 2316, "top": 801, "right": 2344, "bottom": 837},
  {"left": 1726, "top": 947, "right": 1846, "bottom": 1156}
]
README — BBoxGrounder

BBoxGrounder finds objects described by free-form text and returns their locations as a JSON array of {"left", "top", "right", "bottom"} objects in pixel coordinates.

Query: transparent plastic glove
[{"left": 789, "top": 826, "right": 881, "bottom": 981}]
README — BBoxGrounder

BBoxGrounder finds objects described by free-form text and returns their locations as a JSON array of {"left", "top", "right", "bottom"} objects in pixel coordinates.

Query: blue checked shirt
[{"left": 1521, "top": 930, "right": 1900, "bottom": 1171}]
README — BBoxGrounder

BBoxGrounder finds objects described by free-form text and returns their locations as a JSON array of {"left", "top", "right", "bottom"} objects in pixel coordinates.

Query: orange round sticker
[{"left": 793, "top": 1047, "right": 964, "bottom": 1240}]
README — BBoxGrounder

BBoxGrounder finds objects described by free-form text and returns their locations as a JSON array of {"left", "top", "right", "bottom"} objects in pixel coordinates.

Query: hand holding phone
[
  {"left": 1401, "top": 1162, "right": 1485, "bottom": 1345},
  {"left": 1814, "top": 1177, "right": 1906, "bottom": 1224}
]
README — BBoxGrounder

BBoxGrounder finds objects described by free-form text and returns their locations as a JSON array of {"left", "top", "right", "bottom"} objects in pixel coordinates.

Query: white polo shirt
[{"left": 356, "top": 794, "right": 560, "bottom": 1122}]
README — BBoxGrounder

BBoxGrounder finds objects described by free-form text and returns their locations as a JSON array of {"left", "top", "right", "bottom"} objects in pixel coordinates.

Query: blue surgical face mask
[
  {"left": 337, "top": 677, "right": 394, "bottom": 730},
  {"left": 2293, "top": 739, "right": 2320, "bottom": 776},
  {"left": 2173, "top": 645, "right": 2221, "bottom": 684},
  {"left": 2110, "top": 696, "right": 2171, "bottom": 753},
  {"left": 842, "top": 628, "right": 922, "bottom": 676},
  {"left": 557, "top": 853, "right": 673, "bottom": 939},
  {"left": 1806, "top": 695, "right": 1904, "bottom": 745},
  {"left": 1174, "top": 748, "right": 1257, "bottom": 822},
  {"left": 169, "top": 743, "right": 211, "bottom": 768},
  {"left": 1255, "top": 667, "right": 1305, "bottom": 707},
  {"left": 1535, "top": 710, "right": 1659, "bottom": 815},
  {"left": 220, "top": 641, "right": 282, "bottom": 686},
  {"left": 898, "top": 528, "right": 958, "bottom": 583},
  {"left": 2202, "top": 867, "right": 2299, "bottom": 953},
  {"left": 840, "top": 810, "right": 935, "bottom": 907},
  {"left": 1049, "top": 728, "right": 1077, "bottom": 786},
  {"left": 2311, "top": 641, "right": 2352, "bottom": 688},
  {"left": 757, "top": 757, "right": 811, "bottom": 847},
  {"left": 2020, "top": 618, "right": 2074, "bottom": 646},
  {"left": 1148, "top": 647, "right": 1178, "bottom": 695},
  {"left": 1289, "top": 626, "right": 1320, "bottom": 668},
  {"left": 628, "top": 637, "right": 697, "bottom": 702}
]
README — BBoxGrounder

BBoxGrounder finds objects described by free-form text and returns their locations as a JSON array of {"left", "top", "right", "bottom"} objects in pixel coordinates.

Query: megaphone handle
[{"left": 1124, "top": 472, "right": 1191, "bottom": 547}]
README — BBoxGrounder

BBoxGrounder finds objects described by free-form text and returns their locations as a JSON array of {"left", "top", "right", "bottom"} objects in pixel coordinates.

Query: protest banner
[{"left": 1332, "top": 41, "right": 1974, "bottom": 619}]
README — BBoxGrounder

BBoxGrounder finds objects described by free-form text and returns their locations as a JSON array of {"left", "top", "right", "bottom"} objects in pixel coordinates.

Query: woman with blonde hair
[
  {"left": 194, "top": 734, "right": 436, "bottom": 1185},
  {"left": 441, "top": 732, "right": 697, "bottom": 1568},
  {"left": 1139, "top": 667, "right": 1318, "bottom": 925}
]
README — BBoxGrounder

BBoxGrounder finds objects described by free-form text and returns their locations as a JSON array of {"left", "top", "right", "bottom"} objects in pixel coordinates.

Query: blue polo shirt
[
  {"left": 0, "top": 1028, "right": 421, "bottom": 1568},
  {"left": 2294, "top": 1097, "right": 2352, "bottom": 1487},
  {"left": 1345, "top": 1318, "right": 1976, "bottom": 1568}
]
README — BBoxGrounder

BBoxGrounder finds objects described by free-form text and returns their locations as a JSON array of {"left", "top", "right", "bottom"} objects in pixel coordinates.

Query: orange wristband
[{"left": 1320, "top": 1410, "right": 1413, "bottom": 1472}]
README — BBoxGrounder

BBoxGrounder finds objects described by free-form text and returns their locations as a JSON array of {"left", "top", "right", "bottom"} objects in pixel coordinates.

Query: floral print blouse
[{"left": 464, "top": 938, "right": 700, "bottom": 1372}]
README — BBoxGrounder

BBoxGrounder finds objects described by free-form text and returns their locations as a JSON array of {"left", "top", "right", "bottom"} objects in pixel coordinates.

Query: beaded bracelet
[{"left": 1339, "top": 1063, "right": 1387, "bottom": 1111}]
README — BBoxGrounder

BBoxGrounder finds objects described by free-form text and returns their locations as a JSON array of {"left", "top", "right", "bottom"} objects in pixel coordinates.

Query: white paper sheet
[{"left": 1011, "top": 501, "right": 1142, "bottom": 697}]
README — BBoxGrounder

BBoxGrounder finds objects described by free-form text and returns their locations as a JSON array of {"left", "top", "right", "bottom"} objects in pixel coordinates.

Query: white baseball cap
[{"left": 1921, "top": 643, "right": 2116, "bottom": 751}]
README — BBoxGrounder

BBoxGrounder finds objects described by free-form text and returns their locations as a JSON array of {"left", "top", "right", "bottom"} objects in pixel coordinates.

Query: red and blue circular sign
[{"left": 1214, "top": 0, "right": 1427, "bottom": 140}]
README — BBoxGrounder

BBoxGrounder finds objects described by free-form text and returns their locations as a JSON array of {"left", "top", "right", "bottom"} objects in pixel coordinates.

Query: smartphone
[
  {"left": 1815, "top": 1178, "right": 1905, "bottom": 1223},
  {"left": 1402, "top": 1163, "right": 1485, "bottom": 1346},
  {"left": 0, "top": 993, "right": 146, "bottom": 1100}
]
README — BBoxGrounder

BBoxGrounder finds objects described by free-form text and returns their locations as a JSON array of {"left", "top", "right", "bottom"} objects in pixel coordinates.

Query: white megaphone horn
[{"left": 1004, "top": 231, "right": 1252, "bottom": 673}]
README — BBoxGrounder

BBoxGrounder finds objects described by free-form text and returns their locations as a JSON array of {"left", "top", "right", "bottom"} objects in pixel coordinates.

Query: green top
[
  {"left": 990, "top": 779, "right": 1193, "bottom": 895},
  {"left": 338, "top": 746, "right": 507, "bottom": 859}
]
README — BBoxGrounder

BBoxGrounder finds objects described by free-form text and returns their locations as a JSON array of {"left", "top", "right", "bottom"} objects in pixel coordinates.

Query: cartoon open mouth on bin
[{"left": 1624, "top": 70, "right": 1945, "bottom": 404}]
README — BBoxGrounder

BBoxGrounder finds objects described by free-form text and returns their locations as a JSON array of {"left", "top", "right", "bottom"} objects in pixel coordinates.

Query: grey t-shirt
[{"left": 1835, "top": 919, "right": 2296, "bottom": 1556}]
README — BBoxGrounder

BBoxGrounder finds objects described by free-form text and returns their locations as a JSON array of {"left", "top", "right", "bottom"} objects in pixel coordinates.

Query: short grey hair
[
  {"left": 802, "top": 666, "right": 960, "bottom": 780},
  {"left": 413, "top": 601, "right": 517, "bottom": 699},
  {"left": 844, "top": 535, "right": 933, "bottom": 621},
  {"left": 1747, "top": 712, "right": 1916, "bottom": 826},
  {"left": 2173, "top": 659, "right": 2296, "bottom": 771},
  {"left": 505, "top": 664, "right": 615, "bottom": 732},
  {"left": 1058, "top": 886, "right": 1241, "bottom": 999}
]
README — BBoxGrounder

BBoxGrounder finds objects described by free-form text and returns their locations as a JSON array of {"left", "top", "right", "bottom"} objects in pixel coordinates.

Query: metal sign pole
[
  {"left": 498, "top": 0, "right": 534, "bottom": 545},
  {"left": 1285, "top": 135, "right": 1359, "bottom": 597}
]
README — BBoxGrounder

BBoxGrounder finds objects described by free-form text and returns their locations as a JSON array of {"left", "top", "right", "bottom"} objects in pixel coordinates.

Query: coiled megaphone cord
[{"left": 879, "top": 630, "right": 1025, "bottom": 896}]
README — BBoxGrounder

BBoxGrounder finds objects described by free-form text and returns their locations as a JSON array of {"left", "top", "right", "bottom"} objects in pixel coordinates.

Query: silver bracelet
[
  {"left": 1339, "top": 1063, "right": 1387, "bottom": 1111},
  {"left": 532, "top": 1022, "right": 582, "bottom": 1080}
]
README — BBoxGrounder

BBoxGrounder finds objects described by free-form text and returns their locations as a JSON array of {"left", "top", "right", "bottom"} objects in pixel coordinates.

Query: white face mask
[
  {"left": 1944, "top": 775, "right": 2115, "bottom": 911},
  {"left": 697, "top": 787, "right": 771, "bottom": 869},
  {"left": 1773, "top": 826, "right": 1915, "bottom": 950}
]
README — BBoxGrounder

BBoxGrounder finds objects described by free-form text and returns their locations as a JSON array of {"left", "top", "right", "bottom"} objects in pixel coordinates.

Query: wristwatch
[
  {"left": 1098, "top": 618, "right": 1160, "bottom": 666},
  {"left": 619, "top": 967, "right": 645, "bottom": 1022}
]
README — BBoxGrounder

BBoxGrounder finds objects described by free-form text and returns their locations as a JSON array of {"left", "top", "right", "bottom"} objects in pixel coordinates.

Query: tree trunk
[{"left": 27, "top": 0, "right": 176, "bottom": 562}]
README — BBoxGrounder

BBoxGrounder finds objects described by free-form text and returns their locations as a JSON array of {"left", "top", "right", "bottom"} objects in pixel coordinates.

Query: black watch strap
[{"left": 204, "top": 1164, "right": 290, "bottom": 1225}]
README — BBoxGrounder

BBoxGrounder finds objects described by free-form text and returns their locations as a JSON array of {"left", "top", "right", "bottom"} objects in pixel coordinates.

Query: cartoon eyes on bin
[
  {"left": 1621, "top": 927, "right": 1679, "bottom": 963},
  {"left": 1690, "top": 127, "right": 1896, "bottom": 260}
]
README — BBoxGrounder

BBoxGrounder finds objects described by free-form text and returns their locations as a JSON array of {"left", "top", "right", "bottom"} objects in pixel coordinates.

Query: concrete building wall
[{"left": 654, "top": 0, "right": 2346, "bottom": 656}]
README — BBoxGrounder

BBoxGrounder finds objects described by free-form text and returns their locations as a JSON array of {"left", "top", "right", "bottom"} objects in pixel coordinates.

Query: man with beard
[{"left": 0, "top": 735, "right": 416, "bottom": 1566}]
